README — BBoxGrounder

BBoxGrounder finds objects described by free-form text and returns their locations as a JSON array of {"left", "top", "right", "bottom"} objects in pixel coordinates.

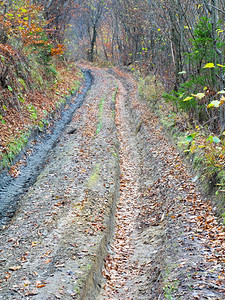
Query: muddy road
[{"left": 0, "top": 65, "right": 224, "bottom": 299}]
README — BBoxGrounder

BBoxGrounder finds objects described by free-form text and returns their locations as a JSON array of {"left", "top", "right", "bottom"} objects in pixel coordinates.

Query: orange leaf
[
  {"left": 37, "top": 284, "right": 46, "bottom": 288},
  {"left": 44, "top": 259, "right": 51, "bottom": 264}
]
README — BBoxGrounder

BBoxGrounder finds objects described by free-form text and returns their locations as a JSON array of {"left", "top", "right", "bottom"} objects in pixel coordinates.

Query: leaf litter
[
  {"left": 0, "top": 63, "right": 225, "bottom": 299},
  {"left": 99, "top": 67, "right": 225, "bottom": 299}
]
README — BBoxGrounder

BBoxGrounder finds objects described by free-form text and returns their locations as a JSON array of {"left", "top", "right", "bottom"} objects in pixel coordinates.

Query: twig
[{"left": 208, "top": 4, "right": 225, "bottom": 15}]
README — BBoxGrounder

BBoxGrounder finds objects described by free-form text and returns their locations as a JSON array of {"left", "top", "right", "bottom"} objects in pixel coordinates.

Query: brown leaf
[{"left": 9, "top": 265, "right": 21, "bottom": 271}]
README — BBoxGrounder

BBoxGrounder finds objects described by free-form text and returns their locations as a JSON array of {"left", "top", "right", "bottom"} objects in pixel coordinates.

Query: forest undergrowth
[
  {"left": 0, "top": 1, "right": 84, "bottom": 173},
  {"left": 137, "top": 70, "right": 225, "bottom": 221}
]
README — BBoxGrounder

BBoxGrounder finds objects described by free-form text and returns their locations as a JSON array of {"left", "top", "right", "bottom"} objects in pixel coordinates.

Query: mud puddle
[{"left": 0, "top": 70, "right": 92, "bottom": 228}]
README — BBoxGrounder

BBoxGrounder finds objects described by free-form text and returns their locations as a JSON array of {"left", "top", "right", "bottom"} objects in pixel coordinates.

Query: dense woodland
[
  {"left": 0, "top": 0, "right": 225, "bottom": 195},
  {"left": 1, "top": 0, "right": 225, "bottom": 126}
]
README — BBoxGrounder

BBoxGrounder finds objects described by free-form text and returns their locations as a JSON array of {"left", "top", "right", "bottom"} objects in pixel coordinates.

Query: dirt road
[{"left": 0, "top": 65, "right": 224, "bottom": 299}]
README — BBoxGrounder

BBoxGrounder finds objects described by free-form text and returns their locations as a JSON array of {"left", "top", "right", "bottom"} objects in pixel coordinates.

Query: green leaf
[
  {"left": 186, "top": 132, "right": 197, "bottom": 142},
  {"left": 30, "top": 113, "right": 37, "bottom": 120},
  {"left": 206, "top": 135, "right": 213, "bottom": 142},
  {"left": 0, "top": 115, "right": 6, "bottom": 124},
  {"left": 0, "top": 55, "right": 5, "bottom": 62},
  {"left": 178, "top": 71, "right": 186, "bottom": 75},
  {"left": 213, "top": 136, "right": 221, "bottom": 143},
  {"left": 217, "top": 90, "right": 225, "bottom": 94},
  {"left": 18, "top": 78, "right": 26, "bottom": 88},
  {"left": 7, "top": 85, "right": 13, "bottom": 92},
  {"left": 203, "top": 63, "right": 215, "bottom": 68},
  {"left": 38, "top": 121, "right": 44, "bottom": 131},
  {"left": 18, "top": 95, "right": 25, "bottom": 103},
  {"left": 186, "top": 135, "right": 194, "bottom": 142}
]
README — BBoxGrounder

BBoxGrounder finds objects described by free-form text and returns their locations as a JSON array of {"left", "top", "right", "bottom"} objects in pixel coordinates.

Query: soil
[{"left": 0, "top": 63, "right": 225, "bottom": 299}]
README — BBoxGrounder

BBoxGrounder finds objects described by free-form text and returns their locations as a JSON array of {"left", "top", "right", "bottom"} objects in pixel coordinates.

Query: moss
[
  {"left": 112, "top": 82, "right": 118, "bottom": 103},
  {"left": 111, "top": 147, "right": 118, "bottom": 158},
  {"left": 162, "top": 263, "right": 181, "bottom": 299},
  {"left": 87, "top": 163, "right": 102, "bottom": 188},
  {"left": 96, "top": 98, "right": 105, "bottom": 134}
]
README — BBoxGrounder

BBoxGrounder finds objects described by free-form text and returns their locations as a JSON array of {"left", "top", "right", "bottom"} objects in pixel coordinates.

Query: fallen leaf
[
  {"left": 9, "top": 266, "right": 21, "bottom": 271},
  {"left": 37, "top": 284, "right": 46, "bottom": 288},
  {"left": 32, "top": 241, "right": 37, "bottom": 247},
  {"left": 44, "top": 259, "right": 51, "bottom": 264}
]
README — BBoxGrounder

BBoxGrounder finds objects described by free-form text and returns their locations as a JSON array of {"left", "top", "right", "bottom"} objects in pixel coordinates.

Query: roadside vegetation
[
  {"left": 138, "top": 68, "right": 225, "bottom": 216},
  {"left": 0, "top": 1, "right": 83, "bottom": 171}
]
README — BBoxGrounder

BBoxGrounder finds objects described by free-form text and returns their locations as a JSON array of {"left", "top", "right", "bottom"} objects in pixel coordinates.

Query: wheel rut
[
  {"left": 0, "top": 64, "right": 224, "bottom": 300},
  {"left": 100, "top": 73, "right": 141, "bottom": 298},
  {"left": 98, "top": 69, "right": 166, "bottom": 299},
  {"left": 99, "top": 68, "right": 225, "bottom": 299}
]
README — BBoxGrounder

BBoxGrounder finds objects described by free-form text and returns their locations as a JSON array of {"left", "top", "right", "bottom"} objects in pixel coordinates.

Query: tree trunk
[{"left": 89, "top": 26, "right": 97, "bottom": 62}]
